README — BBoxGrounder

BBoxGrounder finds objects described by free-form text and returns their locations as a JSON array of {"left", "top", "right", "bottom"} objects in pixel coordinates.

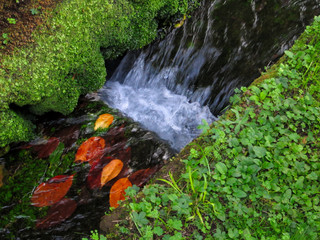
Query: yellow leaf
[
  {"left": 94, "top": 114, "right": 114, "bottom": 131},
  {"left": 101, "top": 159, "right": 123, "bottom": 187},
  {"left": 174, "top": 14, "right": 186, "bottom": 28}
]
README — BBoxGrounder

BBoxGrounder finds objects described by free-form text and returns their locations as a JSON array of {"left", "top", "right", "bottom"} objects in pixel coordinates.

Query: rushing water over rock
[
  {"left": 101, "top": 52, "right": 217, "bottom": 150},
  {"left": 100, "top": 0, "right": 320, "bottom": 150}
]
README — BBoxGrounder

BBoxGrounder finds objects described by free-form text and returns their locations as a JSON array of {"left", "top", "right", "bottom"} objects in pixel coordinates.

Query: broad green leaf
[
  {"left": 215, "top": 162, "right": 228, "bottom": 175},
  {"left": 253, "top": 146, "right": 267, "bottom": 158},
  {"left": 132, "top": 212, "right": 148, "bottom": 227},
  {"left": 284, "top": 50, "right": 294, "bottom": 58},
  {"left": 233, "top": 189, "right": 247, "bottom": 198},
  {"left": 306, "top": 172, "right": 318, "bottom": 180},
  {"left": 168, "top": 219, "right": 183, "bottom": 230},
  {"left": 153, "top": 226, "right": 164, "bottom": 236},
  {"left": 282, "top": 189, "right": 292, "bottom": 203}
]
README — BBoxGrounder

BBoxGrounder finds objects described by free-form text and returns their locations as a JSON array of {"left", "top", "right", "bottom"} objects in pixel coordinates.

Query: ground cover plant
[{"left": 94, "top": 15, "right": 320, "bottom": 239}]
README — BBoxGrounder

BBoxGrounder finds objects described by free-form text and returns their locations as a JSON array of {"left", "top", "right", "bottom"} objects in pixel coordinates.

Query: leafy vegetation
[
  {"left": 0, "top": 0, "right": 200, "bottom": 147},
  {"left": 94, "top": 15, "right": 320, "bottom": 239}
]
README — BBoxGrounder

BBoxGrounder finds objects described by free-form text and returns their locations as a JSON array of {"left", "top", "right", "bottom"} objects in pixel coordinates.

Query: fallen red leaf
[
  {"left": 109, "top": 178, "right": 132, "bottom": 208},
  {"left": 33, "top": 137, "right": 60, "bottom": 159},
  {"left": 31, "top": 174, "right": 75, "bottom": 207},
  {"left": 101, "top": 159, "right": 123, "bottom": 187},
  {"left": 128, "top": 165, "right": 161, "bottom": 187},
  {"left": 36, "top": 198, "right": 77, "bottom": 229},
  {"left": 94, "top": 113, "right": 114, "bottom": 131},
  {"left": 54, "top": 125, "right": 80, "bottom": 149},
  {"left": 75, "top": 137, "right": 106, "bottom": 165}
]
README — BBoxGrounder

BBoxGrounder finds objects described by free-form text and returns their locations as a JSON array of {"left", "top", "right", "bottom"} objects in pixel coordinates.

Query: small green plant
[
  {"left": 30, "top": 7, "right": 41, "bottom": 15},
  {"left": 83, "top": 230, "right": 107, "bottom": 240},
  {"left": 7, "top": 18, "right": 17, "bottom": 24},
  {"left": 2, "top": 33, "right": 10, "bottom": 45}
]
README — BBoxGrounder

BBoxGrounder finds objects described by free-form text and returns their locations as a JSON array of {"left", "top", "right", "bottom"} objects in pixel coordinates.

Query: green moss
[
  {"left": 0, "top": 0, "right": 199, "bottom": 147},
  {"left": 0, "top": 110, "right": 35, "bottom": 147},
  {"left": 0, "top": 150, "right": 50, "bottom": 232}
]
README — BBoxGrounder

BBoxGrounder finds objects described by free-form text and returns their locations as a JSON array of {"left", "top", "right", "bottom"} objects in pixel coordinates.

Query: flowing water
[{"left": 99, "top": 0, "right": 320, "bottom": 150}]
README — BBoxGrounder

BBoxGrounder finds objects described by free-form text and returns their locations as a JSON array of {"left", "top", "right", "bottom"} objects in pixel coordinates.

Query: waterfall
[{"left": 99, "top": 0, "right": 320, "bottom": 150}]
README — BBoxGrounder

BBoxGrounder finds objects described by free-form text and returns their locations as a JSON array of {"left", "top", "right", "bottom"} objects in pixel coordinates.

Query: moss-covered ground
[
  {"left": 0, "top": 0, "right": 199, "bottom": 148},
  {"left": 95, "top": 15, "right": 320, "bottom": 240}
]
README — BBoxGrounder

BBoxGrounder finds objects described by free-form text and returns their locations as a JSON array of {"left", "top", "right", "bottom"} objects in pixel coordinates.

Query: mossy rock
[{"left": 0, "top": 0, "right": 198, "bottom": 147}]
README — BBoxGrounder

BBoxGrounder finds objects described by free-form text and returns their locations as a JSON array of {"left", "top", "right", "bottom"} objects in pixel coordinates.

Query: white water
[
  {"left": 99, "top": 52, "right": 217, "bottom": 151},
  {"left": 99, "top": 0, "right": 320, "bottom": 151}
]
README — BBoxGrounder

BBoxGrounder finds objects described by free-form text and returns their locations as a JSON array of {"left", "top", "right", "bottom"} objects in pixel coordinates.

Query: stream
[
  {"left": 1, "top": 0, "right": 320, "bottom": 239},
  {"left": 100, "top": 0, "right": 320, "bottom": 150}
]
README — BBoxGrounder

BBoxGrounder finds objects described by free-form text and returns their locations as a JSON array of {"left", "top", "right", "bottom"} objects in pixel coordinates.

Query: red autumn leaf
[
  {"left": 36, "top": 198, "right": 77, "bottom": 229},
  {"left": 94, "top": 113, "right": 114, "bottom": 131},
  {"left": 109, "top": 178, "right": 132, "bottom": 208},
  {"left": 128, "top": 165, "right": 161, "bottom": 187},
  {"left": 54, "top": 125, "right": 80, "bottom": 149},
  {"left": 86, "top": 157, "right": 113, "bottom": 189},
  {"left": 33, "top": 137, "right": 60, "bottom": 159},
  {"left": 31, "top": 174, "right": 75, "bottom": 207},
  {"left": 75, "top": 137, "right": 106, "bottom": 165},
  {"left": 101, "top": 159, "right": 123, "bottom": 187}
]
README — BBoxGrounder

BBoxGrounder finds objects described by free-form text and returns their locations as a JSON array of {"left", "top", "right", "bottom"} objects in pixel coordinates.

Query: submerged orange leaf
[
  {"left": 31, "top": 174, "right": 75, "bottom": 207},
  {"left": 94, "top": 114, "right": 114, "bottom": 131},
  {"left": 86, "top": 156, "right": 113, "bottom": 189},
  {"left": 101, "top": 159, "right": 123, "bottom": 187},
  {"left": 75, "top": 137, "right": 106, "bottom": 165},
  {"left": 109, "top": 178, "right": 132, "bottom": 208}
]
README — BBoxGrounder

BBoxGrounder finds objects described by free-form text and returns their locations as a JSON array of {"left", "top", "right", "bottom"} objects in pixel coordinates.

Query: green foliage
[
  {"left": 7, "top": 18, "right": 16, "bottom": 24},
  {"left": 100, "top": 15, "right": 320, "bottom": 239},
  {"left": 0, "top": 0, "right": 198, "bottom": 147},
  {"left": 30, "top": 7, "right": 41, "bottom": 15},
  {"left": 0, "top": 110, "right": 35, "bottom": 147},
  {"left": 1, "top": 33, "right": 10, "bottom": 45},
  {"left": 0, "top": 150, "right": 51, "bottom": 233}
]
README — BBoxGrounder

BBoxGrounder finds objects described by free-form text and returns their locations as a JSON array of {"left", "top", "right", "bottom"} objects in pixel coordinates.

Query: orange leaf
[
  {"left": 75, "top": 137, "right": 106, "bottom": 165},
  {"left": 36, "top": 198, "right": 77, "bottom": 229},
  {"left": 86, "top": 156, "right": 113, "bottom": 189},
  {"left": 109, "top": 178, "right": 132, "bottom": 208},
  {"left": 31, "top": 174, "right": 75, "bottom": 207},
  {"left": 101, "top": 159, "right": 123, "bottom": 187},
  {"left": 94, "top": 114, "right": 114, "bottom": 131}
]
